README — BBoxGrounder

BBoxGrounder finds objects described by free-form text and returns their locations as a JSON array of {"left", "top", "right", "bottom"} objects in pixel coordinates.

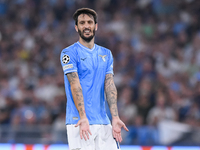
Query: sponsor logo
[
  {"left": 81, "top": 57, "right": 87, "bottom": 61},
  {"left": 63, "top": 64, "right": 73, "bottom": 70},
  {"left": 99, "top": 55, "right": 107, "bottom": 62},
  {"left": 62, "top": 55, "right": 70, "bottom": 64},
  {"left": 73, "top": 117, "right": 78, "bottom": 120},
  {"left": 62, "top": 51, "right": 69, "bottom": 54}
]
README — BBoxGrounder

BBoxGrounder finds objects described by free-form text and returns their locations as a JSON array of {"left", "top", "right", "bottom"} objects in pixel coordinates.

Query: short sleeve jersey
[{"left": 60, "top": 41, "right": 114, "bottom": 125}]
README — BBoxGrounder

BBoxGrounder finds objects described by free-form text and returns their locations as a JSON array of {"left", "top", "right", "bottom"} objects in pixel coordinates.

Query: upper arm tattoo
[{"left": 104, "top": 74, "right": 118, "bottom": 117}]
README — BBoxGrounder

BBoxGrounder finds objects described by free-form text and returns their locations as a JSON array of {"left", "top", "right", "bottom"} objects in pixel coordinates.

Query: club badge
[{"left": 99, "top": 55, "right": 107, "bottom": 62}]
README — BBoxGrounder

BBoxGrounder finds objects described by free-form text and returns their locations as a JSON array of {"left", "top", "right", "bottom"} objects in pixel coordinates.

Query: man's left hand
[{"left": 112, "top": 117, "right": 129, "bottom": 142}]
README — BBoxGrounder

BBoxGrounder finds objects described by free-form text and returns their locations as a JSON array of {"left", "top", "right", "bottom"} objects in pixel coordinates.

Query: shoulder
[
  {"left": 96, "top": 44, "right": 110, "bottom": 52},
  {"left": 96, "top": 44, "right": 112, "bottom": 55},
  {"left": 61, "top": 43, "right": 78, "bottom": 55}
]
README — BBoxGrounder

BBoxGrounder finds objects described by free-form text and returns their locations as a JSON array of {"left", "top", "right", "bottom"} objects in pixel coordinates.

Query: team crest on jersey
[
  {"left": 99, "top": 55, "right": 107, "bottom": 62},
  {"left": 62, "top": 55, "right": 70, "bottom": 64}
]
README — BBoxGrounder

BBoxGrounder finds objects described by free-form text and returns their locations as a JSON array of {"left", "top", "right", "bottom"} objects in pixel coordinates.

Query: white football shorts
[{"left": 66, "top": 124, "right": 121, "bottom": 150}]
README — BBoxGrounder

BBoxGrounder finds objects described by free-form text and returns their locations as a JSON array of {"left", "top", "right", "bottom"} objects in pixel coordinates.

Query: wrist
[
  {"left": 112, "top": 116, "right": 119, "bottom": 120},
  {"left": 79, "top": 112, "right": 87, "bottom": 119},
  {"left": 79, "top": 109, "right": 86, "bottom": 119},
  {"left": 80, "top": 115, "right": 87, "bottom": 119}
]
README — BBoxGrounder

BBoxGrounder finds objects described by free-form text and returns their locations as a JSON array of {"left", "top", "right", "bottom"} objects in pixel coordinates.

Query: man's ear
[
  {"left": 95, "top": 23, "right": 98, "bottom": 31},
  {"left": 75, "top": 25, "right": 78, "bottom": 32}
]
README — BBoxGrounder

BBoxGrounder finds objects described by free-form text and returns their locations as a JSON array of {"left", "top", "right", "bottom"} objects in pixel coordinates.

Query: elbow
[{"left": 70, "top": 84, "right": 82, "bottom": 93}]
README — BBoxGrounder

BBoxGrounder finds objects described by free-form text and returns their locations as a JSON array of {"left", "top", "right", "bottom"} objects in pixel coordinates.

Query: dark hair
[{"left": 73, "top": 8, "right": 97, "bottom": 25}]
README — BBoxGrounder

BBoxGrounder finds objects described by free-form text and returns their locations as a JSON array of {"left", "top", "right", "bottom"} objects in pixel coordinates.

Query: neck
[{"left": 79, "top": 38, "right": 94, "bottom": 49}]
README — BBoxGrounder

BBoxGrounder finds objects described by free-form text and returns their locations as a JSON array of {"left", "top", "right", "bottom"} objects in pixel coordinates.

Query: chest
[{"left": 77, "top": 51, "right": 108, "bottom": 72}]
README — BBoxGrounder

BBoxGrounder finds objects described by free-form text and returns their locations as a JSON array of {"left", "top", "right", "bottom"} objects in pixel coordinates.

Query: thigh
[
  {"left": 95, "top": 124, "right": 121, "bottom": 150},
  {"left": 66, "top": 125, "right": 95, "bottom": 150}
]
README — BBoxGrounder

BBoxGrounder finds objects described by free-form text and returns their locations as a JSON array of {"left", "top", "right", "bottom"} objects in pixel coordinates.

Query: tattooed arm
[
  {"left": 67, "top": 72, "right": 91, "bottom": 140},
  {"left": 104, "top": 74, "right": 119, "bottom": 118},
  {"left": 104, "top": 74, "right": 129, "bottom": 142},
  {"left": 67, "top": 72, "right": 86, "bottom": 118}
]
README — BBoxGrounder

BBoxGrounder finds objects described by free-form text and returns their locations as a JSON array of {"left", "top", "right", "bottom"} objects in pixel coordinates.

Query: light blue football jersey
[{"left": 60, "top": 41, "right": 114, "bottom": 125}]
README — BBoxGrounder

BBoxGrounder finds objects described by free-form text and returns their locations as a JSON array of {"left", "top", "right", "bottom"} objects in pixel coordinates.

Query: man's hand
[
  {"left": 112, "top": 117, "right": 129, "bottom": 142},
  {"left": 75, "top": 118, "right": 92, "bottom": 141}
]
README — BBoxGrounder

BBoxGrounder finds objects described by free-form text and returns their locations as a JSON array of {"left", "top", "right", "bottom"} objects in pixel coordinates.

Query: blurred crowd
[{"left": 0, "top": 0, "right": 200, "bottom": 145}]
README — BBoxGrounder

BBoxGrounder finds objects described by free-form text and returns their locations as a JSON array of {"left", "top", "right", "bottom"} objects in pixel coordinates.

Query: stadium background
[{"left": 0, "top": 0, "right": 200, "bottom": 149}]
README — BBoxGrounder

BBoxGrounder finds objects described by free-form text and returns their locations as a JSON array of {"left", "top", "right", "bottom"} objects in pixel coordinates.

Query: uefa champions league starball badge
[{"left": 62, "top": 55, "right": 70, "bottom": 64}]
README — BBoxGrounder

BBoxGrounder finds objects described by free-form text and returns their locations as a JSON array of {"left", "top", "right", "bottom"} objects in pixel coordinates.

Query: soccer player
[{"left": 60, "top": 8, "right": 129, "bottom": 150}]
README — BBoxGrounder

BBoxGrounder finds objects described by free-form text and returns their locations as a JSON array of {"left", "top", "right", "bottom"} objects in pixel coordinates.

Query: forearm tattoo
[
  {"left": 72, "top": 87, "right": 85, "bottom": 116},
  {"left": 67, "top": 72, "right": 85, "bottom": 117},
  {"left": 104, "top": 74, "right": 118, "bottom": 117}
]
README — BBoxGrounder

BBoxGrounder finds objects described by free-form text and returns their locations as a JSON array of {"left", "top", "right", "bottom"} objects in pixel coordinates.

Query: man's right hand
[{"left": 75, "top": 118, "right": 92, "bottom": 141}]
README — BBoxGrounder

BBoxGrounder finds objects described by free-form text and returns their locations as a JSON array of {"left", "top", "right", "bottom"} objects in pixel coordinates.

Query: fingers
[
  {"left": 85, "top": 131, "right": 90, "bottom": 140},
  {"left": 79, "top": 127, "right": 92, "bottom": 141},
  {"left": 79, "top": 127, "right": 83, "bottom": 139},
  {"left": 113, "top": 131, "right": 122, "bottom": 143},
  {"left": 75, "top": 119, "right": 92, "bottom": 141},
  {"left": 84, "top": 129, "right": 92, "bottom": 141},
  {"left": 84, "top": 129, "right": 92, "bottom": 140},
  {"left": 82, "top": 131, "right": 87, "bottom": 141},
  {"left": 123, "top": 124, "right": 129, "bottom": 132},
  {"left": 79, "top": 130, "right": 87, "bottom": 140},
  {"left": 88, "top": 129, "right": 92, "bottom": 135},
  {"left": 75, "top": 121, "right": 80, "bottom": 127},
  {"left": 117, "top": 133, "right": 122, "bottom": 142},
  {"left": 114, "top": 134, "right": 122, "bottom": 143},
  {"left": 81, "top": 130, "right": 91, "bottom": 141}
]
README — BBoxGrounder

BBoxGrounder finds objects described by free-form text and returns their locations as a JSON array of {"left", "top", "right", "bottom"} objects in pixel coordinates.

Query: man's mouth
[{"left": 84, "top": 29, "right": 91, "bottom": 34}]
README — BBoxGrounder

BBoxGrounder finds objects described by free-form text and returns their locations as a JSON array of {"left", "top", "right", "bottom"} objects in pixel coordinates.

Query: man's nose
[{"left": 84, "top": 22, "right": 90, "bottom": 28}]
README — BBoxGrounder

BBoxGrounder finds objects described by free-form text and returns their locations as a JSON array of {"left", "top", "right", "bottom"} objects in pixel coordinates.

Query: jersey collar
[{"left": 77, "top": 41, "right": 96, "bottom": 51}]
